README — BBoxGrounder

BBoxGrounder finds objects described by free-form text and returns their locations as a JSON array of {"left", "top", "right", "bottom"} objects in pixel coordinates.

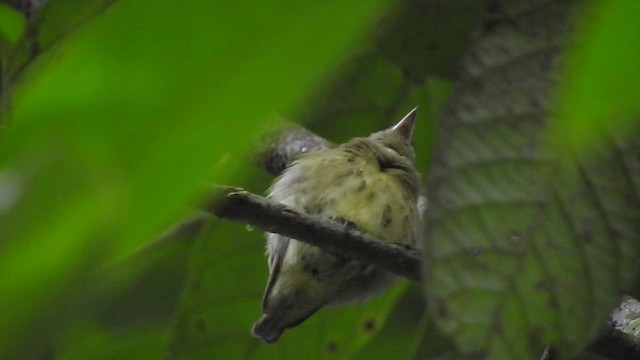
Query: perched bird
[{"left": 252, "top": 108, "right": 421, "bottom": 344}]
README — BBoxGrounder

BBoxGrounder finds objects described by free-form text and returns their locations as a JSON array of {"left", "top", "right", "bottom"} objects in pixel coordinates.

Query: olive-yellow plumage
[{"left": 252, "top": 109, "right": 421, "bottom": 343}]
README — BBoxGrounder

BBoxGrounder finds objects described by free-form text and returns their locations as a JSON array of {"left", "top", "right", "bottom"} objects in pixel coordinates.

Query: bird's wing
[
  {"left": 260, "top": 157, "right": 316, "bottom": 310},
  {"left": 261, "top": 233, "right": 289, "bottom": 310}
]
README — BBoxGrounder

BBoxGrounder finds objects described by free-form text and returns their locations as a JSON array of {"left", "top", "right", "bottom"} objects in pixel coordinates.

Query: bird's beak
[{"left": 391, "top": 107, "right": 417, "bottom": 141}]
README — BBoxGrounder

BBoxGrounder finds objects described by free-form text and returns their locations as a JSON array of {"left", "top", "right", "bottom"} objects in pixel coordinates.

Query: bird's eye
[
  {"left": 380, "top": 160, "right": 404, "bottom": 171},
  {"left": 376, "top": 147, "right": 405, "bottom": 171},
  {"left": 377, "top": 157, "right": 403, "bottom": 171}
]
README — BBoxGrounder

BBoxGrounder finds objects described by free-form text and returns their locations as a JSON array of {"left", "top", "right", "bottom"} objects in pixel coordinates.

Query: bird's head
[{"left": 366, "top": 107, "right": 418, "bottom": 163}]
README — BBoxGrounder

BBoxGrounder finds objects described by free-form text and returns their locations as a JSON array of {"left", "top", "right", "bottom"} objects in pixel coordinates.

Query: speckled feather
[{"left": 252, "top": 110, "right": 421, "bottom": 344}]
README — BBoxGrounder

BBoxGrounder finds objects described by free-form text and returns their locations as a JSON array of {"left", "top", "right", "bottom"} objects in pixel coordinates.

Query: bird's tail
[{"left": 252, "top": 315, "right": 284, "bottom": 344}]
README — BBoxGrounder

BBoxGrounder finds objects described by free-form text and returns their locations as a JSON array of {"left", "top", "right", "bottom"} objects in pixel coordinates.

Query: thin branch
[{"left": 204, "top": 186, "right": 422, "bottom": 282}]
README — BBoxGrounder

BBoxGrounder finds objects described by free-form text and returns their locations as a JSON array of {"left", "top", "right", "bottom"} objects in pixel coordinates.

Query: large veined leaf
[{"left": 423, "top": 0, "right": 640, "bottom": 358}]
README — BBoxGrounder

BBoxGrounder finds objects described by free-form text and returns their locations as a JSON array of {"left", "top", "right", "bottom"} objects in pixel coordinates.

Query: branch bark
[{"left": 204, "top": 186, "right": 422, "bottom": 282}]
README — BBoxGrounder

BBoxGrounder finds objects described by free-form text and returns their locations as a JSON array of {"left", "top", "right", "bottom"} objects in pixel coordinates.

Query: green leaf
[
  {"left": 375, "top": 0, "right": 483, "bottom": 79},
  {"left": 1, "top": 0, "right": 109, "bottom": 96},
  {"left": 169, "top": 218, "right": 409, "bottom": 359},
  {"left": 0, "top": 3, "right": 26, "bottom": 46},
  {"left": 553, "top": 0, "right": 640, "bottom": 152},
  {"left": 423, "top": 0, "right": 640, "bottom": 358},
  {"left": 351, "top": 285, "right": 457, "bottom": 360},
  {"left": 0, "top": 0, "right": 392, "bottom": 357},
  {"left": 59, "top": 323, "right": 170, "bottom": 360},
  {"left": 57, "top": 215, "right": 202, "bottom": 358}
]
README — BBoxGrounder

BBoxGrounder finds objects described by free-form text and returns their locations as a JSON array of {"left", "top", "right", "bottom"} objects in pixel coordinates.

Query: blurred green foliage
[
  {"left": 554, "top": 0, "right": 640, "bottom": 152},
  {"left": 0, "top": 3, "right": 25, "bottom": 46},
  {"left": 0, "top": 0, "right": 639, "bottom": 359},
  {"left": 0, "top": 0, "right": 399, "bottom": 358}
]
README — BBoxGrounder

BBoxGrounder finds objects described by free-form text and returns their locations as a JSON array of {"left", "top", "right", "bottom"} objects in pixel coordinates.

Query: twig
[{"left": 203, "top": 186, "right": 422, "bottom": 282}]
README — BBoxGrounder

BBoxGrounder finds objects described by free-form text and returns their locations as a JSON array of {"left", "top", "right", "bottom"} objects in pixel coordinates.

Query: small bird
[{"left": 252, "top": 108, "right": 421, "bottom": 343}]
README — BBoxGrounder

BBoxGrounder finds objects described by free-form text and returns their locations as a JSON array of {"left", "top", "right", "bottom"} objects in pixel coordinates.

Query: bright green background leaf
[
  {"left": 0, "top": 3, "right": 25, "bottom": 47},
  {"left": 554, "top": 0, "right": 640, "bottom": 152},
  {"left": 0, "top": 0, "right": 396, "bottom": 357}
]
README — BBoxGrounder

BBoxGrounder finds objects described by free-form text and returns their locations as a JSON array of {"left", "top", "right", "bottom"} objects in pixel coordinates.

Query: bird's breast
[{"left": 285, "top": 152, "right": 418, "bottom": 246}]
